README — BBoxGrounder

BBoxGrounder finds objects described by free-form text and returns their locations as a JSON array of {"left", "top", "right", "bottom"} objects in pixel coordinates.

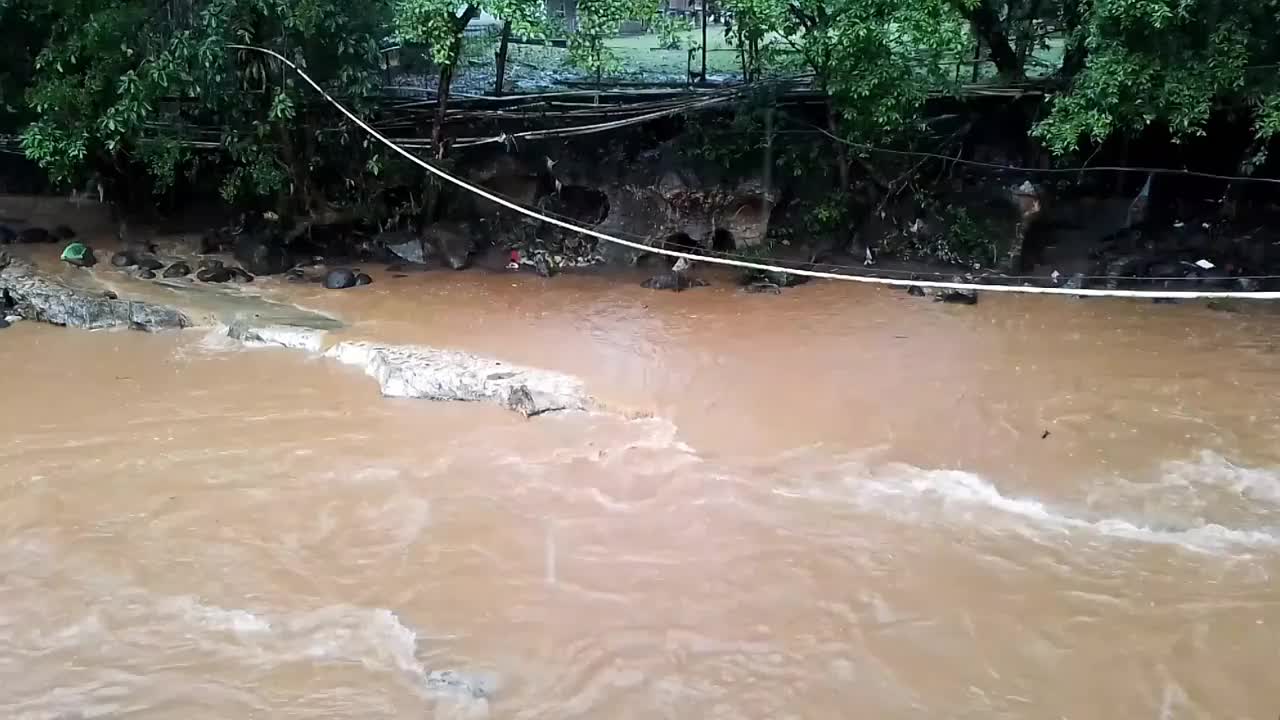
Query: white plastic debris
[
  {"left": 1051, "top": 270, "right": 1061, "bottom": 282},
  {"left": 1173, "top": 221, "right": 1185, "bottom": 228},
  {"left": 505, "top": 261, "right": 519, "bottom": 270},
  {"left": 1202, "top": 222, "right": 1211, "bottom": 229},
  {"left": 1195, "top": 259, "right": 1215, "bottom": 270}
]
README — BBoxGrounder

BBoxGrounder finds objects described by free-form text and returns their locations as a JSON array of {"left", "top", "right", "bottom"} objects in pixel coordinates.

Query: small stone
[
  {"left": 196, "top": 266, "right": 232, "bottom": 283},
  {"left": 53, "top": 225, "right": 76, "bottom": 240},
  {"left": 136, "top": 256, "right": 164, "bottom": 271},
  {"left": 227, "top": 267, "right": 254, "bottom": 283},
  {"left": 162, "top": 262, "right": 192, "bottom": 278},
  {"left": 354, "top": 272, "right": 373, "bottom": 286},
  {"left": 323, "top": 268, "right": 357, "bottom": 290},
  {"left": 907, "top": 285, "right": 926, "bottom": 297},
  {"left": 641, "top": 271, "right": 703, "bottom": 291},
  {"left": 137, "top": 269, "right": 157, "bottom": 280},
  {"left": 744, "top": 281, "right": 782, "bottom": 294},
  {"left": 0, "top": 318, "right": 9, "bottom": 329},
  {"left": 111, "top": 251, "right": 136, "bottom": 267},
  {"left": 102, "top": 291, "right": 118, "bottom": 300}
]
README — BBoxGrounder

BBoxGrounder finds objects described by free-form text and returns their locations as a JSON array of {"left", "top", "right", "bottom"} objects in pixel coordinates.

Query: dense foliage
[{"left": 1, "top": 0, "right": 1278, "bottom": 213}]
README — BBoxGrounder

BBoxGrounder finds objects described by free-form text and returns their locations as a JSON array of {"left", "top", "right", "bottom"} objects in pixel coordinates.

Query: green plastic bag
[{"left": 61, "top": 242, "right": 95, "bottom": 267}]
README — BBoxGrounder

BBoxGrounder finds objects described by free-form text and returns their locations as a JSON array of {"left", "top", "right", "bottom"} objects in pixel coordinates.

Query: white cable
[{"left": 229, "top": 45, "right": 1280, "bottom": 301}]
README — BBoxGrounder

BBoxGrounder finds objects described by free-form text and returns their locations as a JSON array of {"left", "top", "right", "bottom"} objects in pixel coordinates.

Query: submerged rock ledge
[
  {"left": 4, "top": 254, "right": 594, "bottom": 417},
  {"left": 227, "top": 323, "right": 593, "bottom": 417},
  {"left": 325, "top": 341, "right": 593, "bottom": 417},
  {"left": 0, "top": 253, "right": 189, "bottom": 330}
]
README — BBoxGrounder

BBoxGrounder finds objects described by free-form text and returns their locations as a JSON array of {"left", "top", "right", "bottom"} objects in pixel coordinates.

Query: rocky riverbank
[{"left": 0, "top": 245, "right": 594, "bottom": 418}]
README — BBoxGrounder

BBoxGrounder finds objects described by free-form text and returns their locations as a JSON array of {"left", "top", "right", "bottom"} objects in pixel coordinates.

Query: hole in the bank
[
  {"left": 663, "top": 232, "right": 698, "bottom": 251},
  {"left": 710, "top": 228, "right": 736, "bottom": 252},
  {"left": 553, "top": 185, "right": 610, "bottom": 225}
]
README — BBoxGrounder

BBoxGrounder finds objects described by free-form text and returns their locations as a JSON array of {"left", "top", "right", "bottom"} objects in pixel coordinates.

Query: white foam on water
[
  {"left": 160, "top": 595, "right": 273, "bottom": 635},
  {"left": 774, "top": 458, "right": 1280, "bottom": 555}
]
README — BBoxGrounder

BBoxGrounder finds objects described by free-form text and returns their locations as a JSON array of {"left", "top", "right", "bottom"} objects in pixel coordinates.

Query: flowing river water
[{"left": 2, "top": 265, "right": 1280, "bottom": 719}]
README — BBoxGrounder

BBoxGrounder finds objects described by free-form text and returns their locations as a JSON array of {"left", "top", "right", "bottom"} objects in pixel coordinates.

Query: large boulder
[
  {"left": 323, "top": 268, "right": 358, "bottom": 289},
  {"left": 427, "top": 223, "right": 476, "bottom": 270},
  {"left": 234, "top": 232, "right": 291, "bottom": 276},
  {"left": 378, "top": 230, "right": 428, "bottom": 265}
]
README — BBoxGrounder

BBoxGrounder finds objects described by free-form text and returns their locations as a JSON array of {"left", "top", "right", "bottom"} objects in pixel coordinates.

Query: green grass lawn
[
  {"left": 456, "top": 23, "right": 1067, "bottom": 88},
  {"left": 501, "top": 24, "right": 755, "bottom": 81}
]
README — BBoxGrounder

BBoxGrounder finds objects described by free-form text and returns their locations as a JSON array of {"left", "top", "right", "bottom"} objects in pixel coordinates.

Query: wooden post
[
  {"left": 494, "top": 21, "right": 512, "bottom": 96},
  {"left": 701, "top": 0, "right": 708, "bottom": 83}
]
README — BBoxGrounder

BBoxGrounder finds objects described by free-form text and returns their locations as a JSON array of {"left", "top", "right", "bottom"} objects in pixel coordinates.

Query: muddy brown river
[{"left": 2, "top": 269, "right": 1279, "bottom": 719}]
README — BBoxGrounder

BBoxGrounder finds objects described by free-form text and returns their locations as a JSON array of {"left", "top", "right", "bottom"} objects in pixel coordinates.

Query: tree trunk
[
  {"left": 958, "top": 0, "right": 1022, "bottom": 80},
  {"left": 1057, "top": 0, "right": 1087, "bottom": 79},
  {"left": 825, "top": 96, "right": 858, "bottom": 252},
  {"left": 425, "top": 5, "right": 479, "bottom": 222},
  {"left": 494, "top": 20, "right": 512, "bottom": 96},
  {"left": 701, "top": 0, "right": 707, "bottom": 82}
]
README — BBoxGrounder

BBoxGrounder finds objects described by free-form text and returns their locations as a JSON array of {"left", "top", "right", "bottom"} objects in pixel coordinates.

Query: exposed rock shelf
[{"left": 0, "top": 253, "right": 189, "bottom": 330}]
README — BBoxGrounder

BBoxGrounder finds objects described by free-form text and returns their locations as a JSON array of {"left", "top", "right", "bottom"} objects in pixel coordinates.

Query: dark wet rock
[
  {"left": 936, "top": 289, "right": 978, "bottom": 305},
  {"left": 434, "top": 225, "right": 476, "bottom": 270},
  {"left": 196, "top": 266, "right": 232, "bottom": 283},
  {"left": 380, "top": 231, "right": 428, "bottom": 265},
  {"left": 0, "top": 254, "right": 189, "bottom": 330},
  {"left": 136, "top": 269, "right": 157, "bottom": 280},
  {"left": 907, "top": 285, "right": 927, "bottom": 297},
  {"left": 234, "top": 233, "right": 290, "bottom": 276},
  {"left": 354, "top": 272, "right": 373, "bottom": 286},
  {"left": 641, "top": 271, "right": 706, "bottom": 291},
  {"left": 200, "top": 228, "right": 233, "bottom": 254},
  {"left": 323, "top": 268, "right": 358, "bottom": 290},
  {"left": 136, "top": 256, "right": 164, "bottom": 271},
  {"left": 1145, "top": 260, "right": 1184, "bottom": 279},
  {"left": 743, "top": 281, "right": 782, "bottom": 294},
  {"left": 0, "top": 317, "right": 9, "bottom": 329},
  {"left": 285, "top": 267, "right": 308, "bottom": 283},
  {"left": 227, "top": 267, "right": 254, "bottom": 283},
  {"left": 162, "top": 262, "right": 192, "bottom": 278},
  {"left": 17, "top": 227, "right": 52, "bottom": 244},
  {"left": 52, "top": 225, "right": 76, "bottom": 240},
  {"left": 0, "top": 225, "right": 15, "bottom": 244},
  {"left": 935, "top": 278, "right": 978, "bottom": 304},
  {"left": 111, "top": 251, "right": 136, "bottom": 268}
]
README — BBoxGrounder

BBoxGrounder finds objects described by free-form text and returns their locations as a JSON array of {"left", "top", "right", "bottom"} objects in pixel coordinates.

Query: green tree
[
  {"left": 17, "top": 0, "right": 390, "bottom": 219},
  {"left": 565, "top": 0, "right": 656, "bottom": 85},
  {"left": 778, "top": 0, "right": 969, "bottom": 247},
  {"left": 1035, "top": 0, "right": 1280, "bottom": 160}
]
